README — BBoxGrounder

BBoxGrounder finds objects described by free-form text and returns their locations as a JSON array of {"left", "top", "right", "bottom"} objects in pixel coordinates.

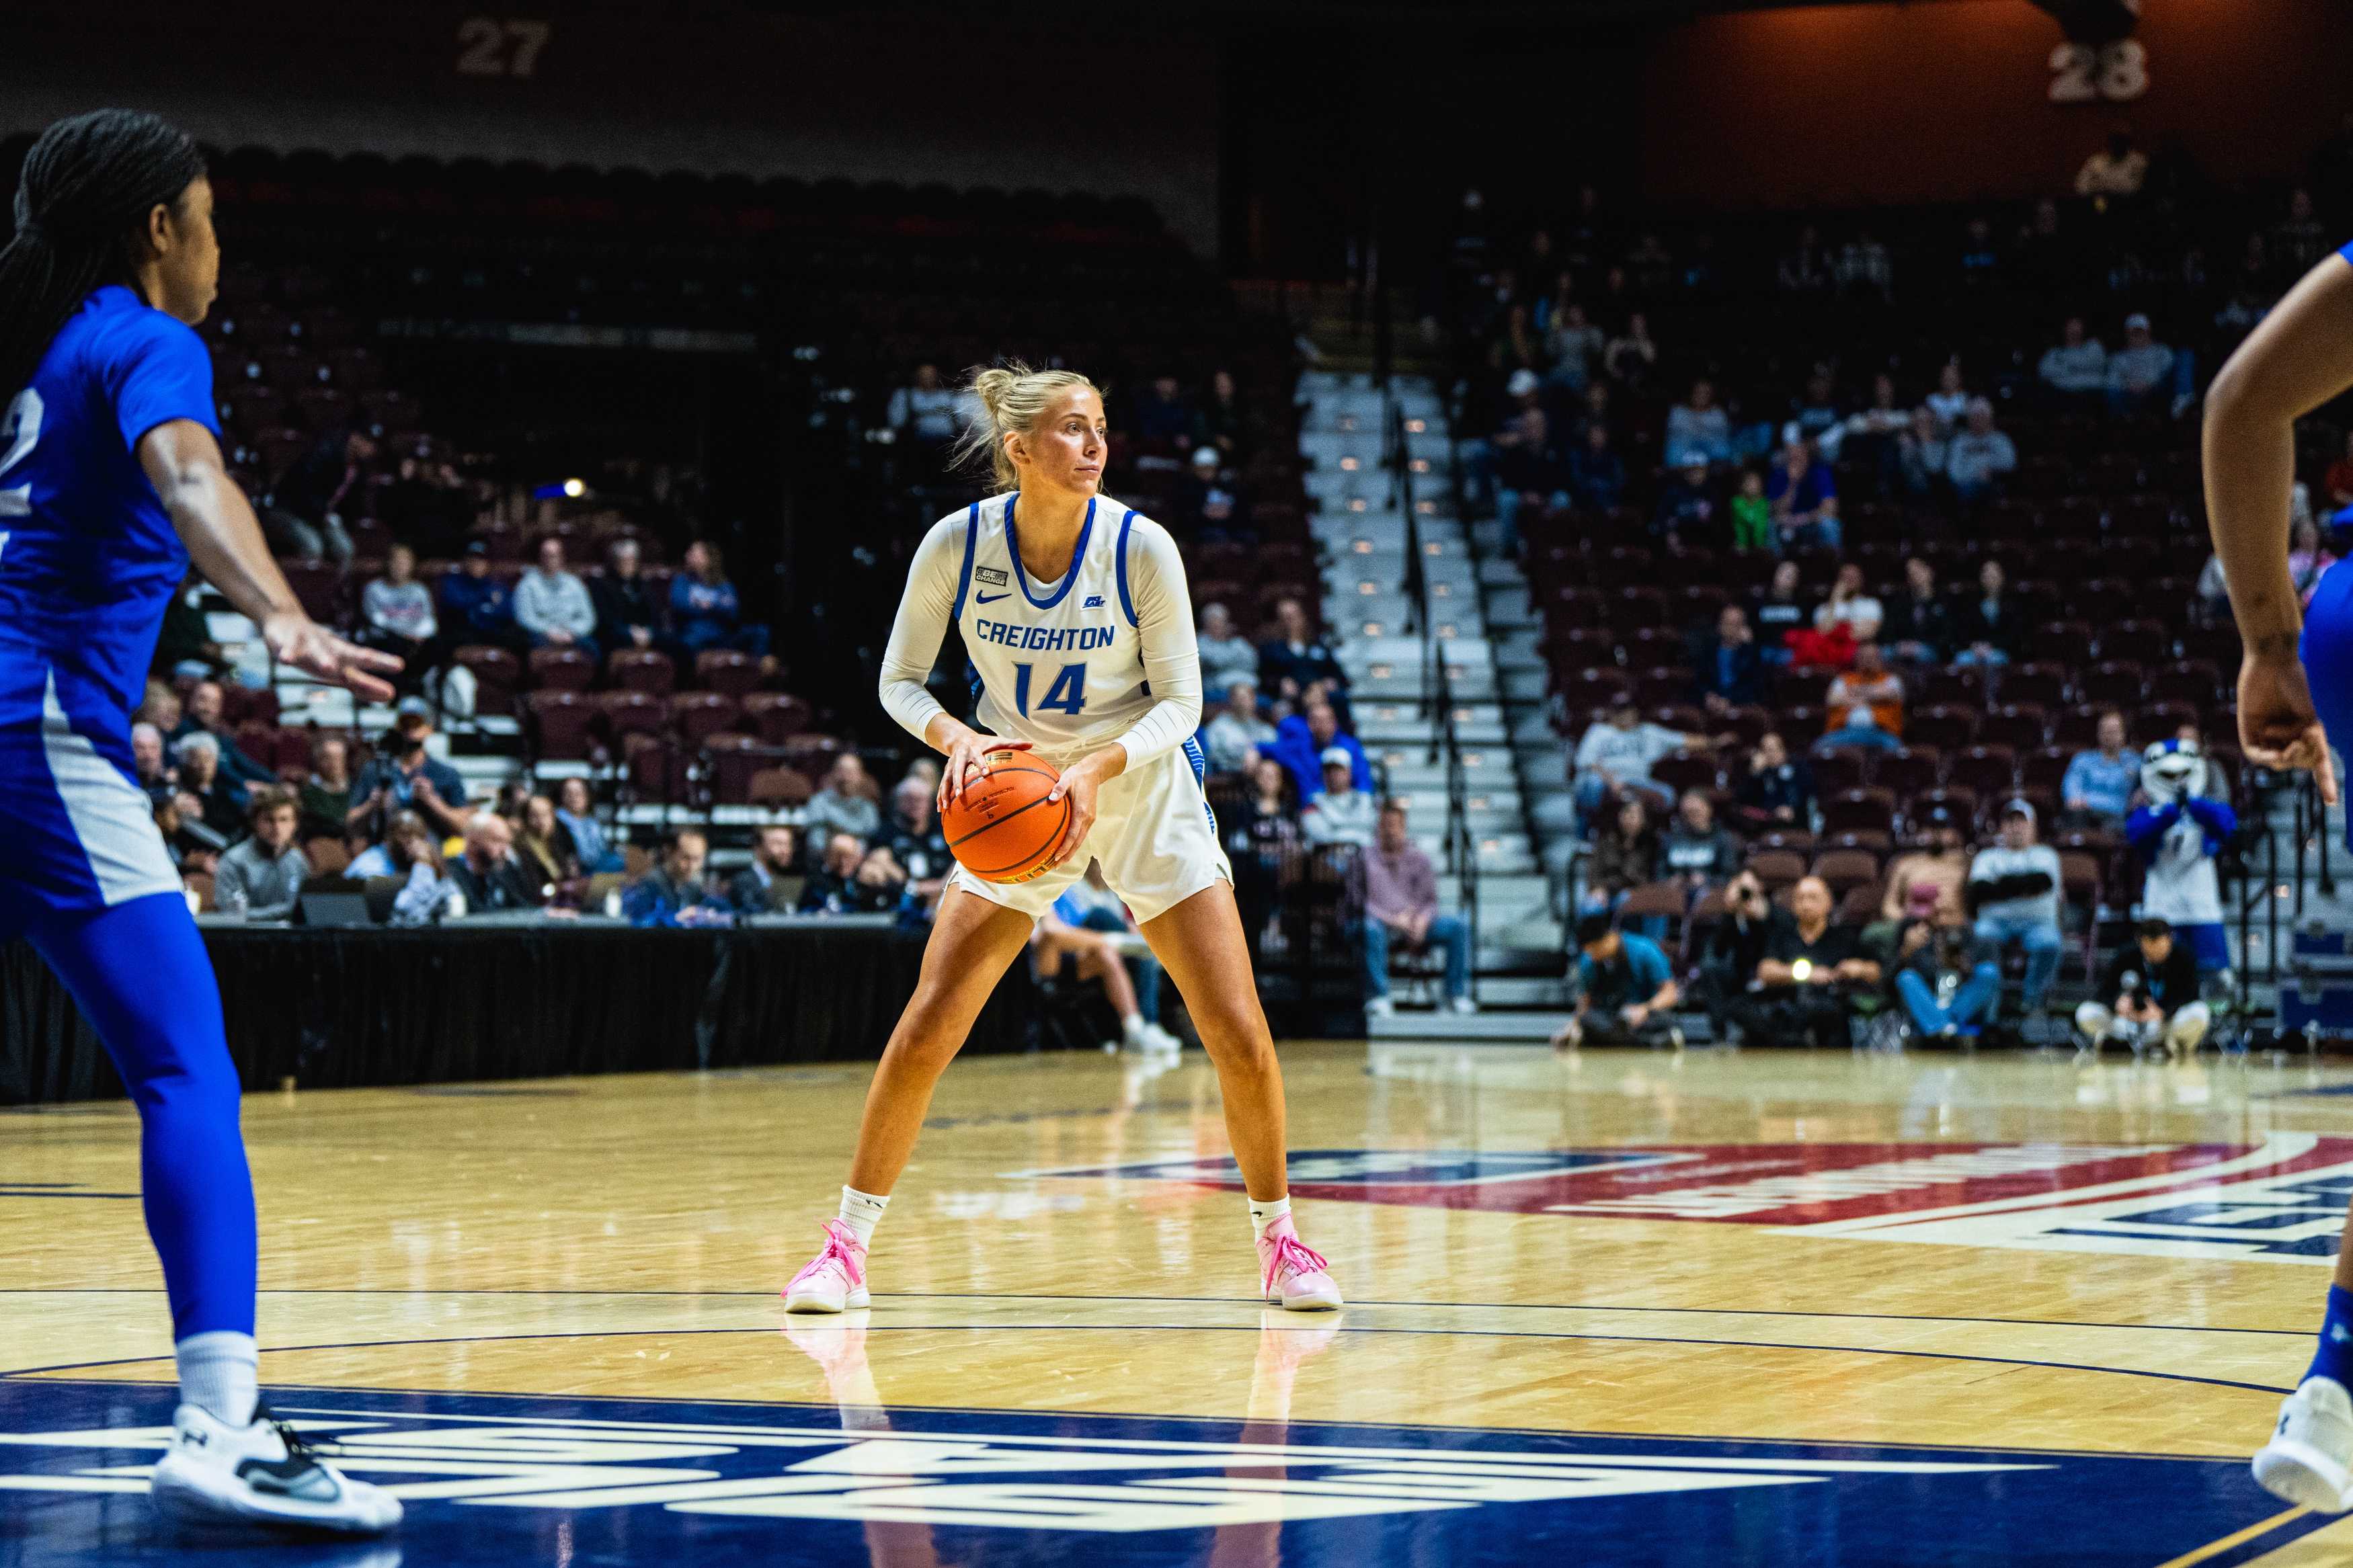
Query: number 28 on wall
[{"left": 2048, "top": 38, "right": 2147, "bottom": 103}]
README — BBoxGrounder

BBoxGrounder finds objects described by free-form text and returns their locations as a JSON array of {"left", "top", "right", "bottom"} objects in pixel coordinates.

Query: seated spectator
[
  {"left": 798, "top": 835, "right": 907, "bottom": 915},
  {"left": 1841, "top": 373, "right": 1911, "bottom": 475},
  {"left": 1052, "top": 863, "right": 1180, "bottom": 1047},
  {"left": 360, "top": 544, "right": 437, "bottom": 677},
  {"left": 132, "top": 720, "right": 177, "bottom": 807},
  {"left": 729, "top": 823, "right": 807, "bottom": 915},
  {"left": 1652, "top": 454, "right": 1718, "bottom": 548},
  {"left": 1944, "top": 398, "right": 2018, "bottom": 506},
  {"left": 803, "top": 753, "right": 883, "bottom": 866},
  {"left": 171, "top": 733, "right": 247, "bottom": 839},
  {"left": 1814, "top": 563, "right": 1884, "bottom": 645},
  {"left": 2063, "top": 710, "right": 2138, "bottom": 828},
  {"left": 2076, "top": 919, "right": 2210, "bottom": 1056},
  {"left": 1765, "top": 440, "right": 1839, "bottom": 549},
  {"left": 554, "top": 776, "right": 623, "bottom": 874},
  {"left": 1820, "top": 645, "right": 1905, "bottom": 751},
  {"left": 1577, "top": 702, "right": 1706, "bottom": 824},
  {"left": 1666, "top": 379, "right": 1734, "bottom": 464},
  {"left": 591, "top": 537, "right": 669, "bottom": 655},
  {"left": 1836, "top": 231, "right": 1892, "bottom": 300},
  {"left": 2106, "top": 312, "right": 2176, "bottom": 415},
  {"left": 1889, "top": 917, "right": 2001, "bottom": 1040},
  {"left": 2292, "top": 515, "right": 2340, "bottom": 606},
  {"left": 1205, "top": 677, "right": 1278, "bottom": 774},
  {"left": 2037, "top": 316, "right": 2108, "bottom": 403},
  {"left": 2075, "top": 126, "right": 2147, "bottom": 198},
  {"left": 620, "top": 825, "right": 733, "bottom": 926},
  {"left": 266, "top": 427, "right": 371, "bottom": 564},
  {"left": 1566, "top": 422, "right": 1626, "bottom": 513},
  {"left": 1195, "top": 603, "right": 1260, "bottom": 701},
  {"left": 1201, "top": 368, "right": 1252, "bottom": 458},
  {"left": 1924, "top": 361, "right": 1970, "bottom": 432},
  {"left": 1269, "top": 694, "right": 1371, "bottom": 802},
  {"left": 1552, "top": 913, "right": 1681, "bottom": 1050},
  {"left": 1601, "top": 311, "right": 1658, "bottom": 388},
  {"left": 436, "top": 541, "right": 522, "bottom": 655},
  {"left": 351, "top": 700, "right": 470, "bottom": 841},
  {"left": 1580, "top": 795, "right": 1659, "bottom": 917},
  {"left": 1954, "top": 559, "right": 2018, "bottom": 666},
  {"left": 1661, "top": 789, "right": 1741, "bottom": 893},
  {"left": 886, "top": 778, "right": 953, "bottom": 908},
  {"left": 672, "top": 540, "right": 771, "bottom": 660},
  {"left": 1031, "top": 878, "right": 1174, "bottom": 1051},
  {"left": 153, "top": 571, "right": 226, "bottom": 680},
  {"left": 1696, "top": 869, "right": 1780, "bottom": 1031},
  {"left": 1361, "top": 799, "right": 1474, "bottom": 1016},
  {"left": 1464, "top": 369, "right": 1544, "bottom": 515},
  {"left": 1878, "top": 807, "right": 1972, "bottom": 935},
  {"left": 886, "top": 362, "right": 962, "bottom": 457},
  {"left": 346, "top": 809, "right": 426, "bottom": 878},
  {"left": 1750, "top": 559, "right": 1808, "bottom": 659},
  {"left": 352, "top": 811, "right": 457, "bottom": 924},
  {"left": 1735, "top": 731, "right": 1814, "bottom": 830},
  {"left": 1132, "top": 372, "right": 1203, "bottom": 452},
  {"left": 1543, "top": 300, "right": 1603, "bottom": 391},
  {"left": 516, "top": 793, "right": 584, "bottom": 905},
  {"left": 1967, "top": 800, "right": 2063, "bottom": 1022},
  {"left": 1490, "top": 405, "right": 1568, "bottom": 556},
  {"left": 1894, "top": 407, "right": 1950, "bottom": 503},
  {"left": 1778, "top": 225, "right": 1832, "bottom": 294},
  {"left": 1781, "top": 366, "right": 1848, "bottom": 456},
  {"left": 1882, "top": 558, "right": 1952, "bottom": 663},
  {"left": 1174, "top": 446, "right": 1250, "bottom": 540},
  {"left": 1302, "top": 749, "right": 1378, "bottom": 848},
  {"left": 1732, "top": 876, "right": 1880, "bottom": 1048},
  {"left": 211, "top": 786, "right": 309, "bottom": 920},
  {"left": 1690, "top": 604, "right": 1766, "bottom": 713},
  {"left": 445, "top": 811, "right": 541, "bottom": 915},
  {"left": 171, "top": 679, "right": 272, "bottom": 787},
  {"left": 1229, "top": 753, "right": 1302, "bottom": 943},
  {"left": 1728, "top": 468, "right": 1772, "bottom": 552},
  {"left": 1257, "top": 597, "right": 1350, "bottom": 717},
  {"left": 515, "top": 537, "right": 598, "bottom": 659},
  {"left": 298, "top": 735, "right": 354, "bottom": 843}
]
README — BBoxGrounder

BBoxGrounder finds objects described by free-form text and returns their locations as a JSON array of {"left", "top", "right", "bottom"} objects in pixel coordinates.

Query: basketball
[{"left": 942, "top": 751, "right": 1069, "bottom": 882}]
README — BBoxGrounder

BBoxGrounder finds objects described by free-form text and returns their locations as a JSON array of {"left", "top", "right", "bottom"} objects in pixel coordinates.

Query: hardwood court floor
[{"left": 9, "top": 1041, "right": 2353, "bottom": 1565}]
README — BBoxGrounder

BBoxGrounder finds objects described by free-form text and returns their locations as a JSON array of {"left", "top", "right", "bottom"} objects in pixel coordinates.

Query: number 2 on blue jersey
[
  {"left": 1011, "top": 661, "right": 1087, "bottom": 717},
  {"left": 0, "top": 388, "right": 44, "bottom": 518}
]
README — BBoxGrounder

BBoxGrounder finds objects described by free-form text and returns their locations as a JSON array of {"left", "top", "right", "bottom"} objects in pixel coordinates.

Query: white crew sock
[
  {"left": 176, "top": 1330, "right": 260, "bottom": 1427},
  {"left": 1123, "top": 1014, "right": 1149, "bottom": 1041},
  {"left": 838, "top": 1186, "right": 890, "bottom": 1247},
  {"left": 1248, "top": 1196, "right": 1292, "bottom": 1240}
]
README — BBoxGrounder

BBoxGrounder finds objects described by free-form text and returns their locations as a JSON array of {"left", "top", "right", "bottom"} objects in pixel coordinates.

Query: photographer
[
  {"left": 1553, "top": 913, "right": 1682, "bottom": 1050},
  {"left": 1734, "top": 876, "right": 1879, "bottom": 1048},
  {"left": 2076, "top": 919, "right": 2210, "bottom": 1056},
  {"left": 349, "top": 700, "right": 469, "bottom": 843},
  {"left": 1888, "top": 917, "right": 2001, "bottom": 1040},
  {"left": 1698, "top": 870, "right": 1782, "bottom": 1037}
]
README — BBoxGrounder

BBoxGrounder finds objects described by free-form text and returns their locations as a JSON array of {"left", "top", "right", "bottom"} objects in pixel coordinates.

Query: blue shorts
[
  {"left": 0, "top": 654, "right": 182, "bottom": 929},
  {"left": 2305, "top": 559, "right": 2353, "bottom": 848}
]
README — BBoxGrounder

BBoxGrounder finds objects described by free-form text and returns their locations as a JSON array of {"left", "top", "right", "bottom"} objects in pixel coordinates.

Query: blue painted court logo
[
  {"left": 0, "top": 1380, "right": 2325, "bottom": 1565},
  {"left": 1016, "top": 1147, "right": 1689, "bottom": 1188}
]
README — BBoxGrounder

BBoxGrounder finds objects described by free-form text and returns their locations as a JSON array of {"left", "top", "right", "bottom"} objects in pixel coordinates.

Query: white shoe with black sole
[
  {"left": 2254, "top": 1376, "right": 2353, "bottom": 1514},
  {"left": 151, "top": 1404, "right": 402, "bottom": 1534}
]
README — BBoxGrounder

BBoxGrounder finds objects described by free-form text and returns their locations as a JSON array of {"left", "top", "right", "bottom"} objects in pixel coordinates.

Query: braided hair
[{"left": 0, "top": 109, "right": 205, "bottom": 396}]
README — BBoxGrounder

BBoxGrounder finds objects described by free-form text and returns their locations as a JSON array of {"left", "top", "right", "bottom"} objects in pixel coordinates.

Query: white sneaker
[
  {"left": 2254, "top": 1376, "right": 2353, "bottom": 1513},
  {"left": 1448, "top": 995, "right": 1478, "bottom": 1014},
  {"left": 150, "top": 1403, "right": 401, "bottom": 1534},
  {"left": 1364, "top": 996, "right": 1394, "bottom": 1018},
  {"left": 1138, "top": 1022, "right": 1183, "bottom": 1053}
]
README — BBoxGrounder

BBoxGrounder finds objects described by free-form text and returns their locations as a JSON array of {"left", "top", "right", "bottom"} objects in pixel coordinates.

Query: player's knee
[{"left": 2169, "top": 1001, "right": 2212, "bottom": 1049}]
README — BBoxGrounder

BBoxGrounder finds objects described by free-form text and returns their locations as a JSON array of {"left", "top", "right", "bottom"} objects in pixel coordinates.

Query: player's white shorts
[{"left": 945, "top": 738, "right": 1232, "bottom": 925}]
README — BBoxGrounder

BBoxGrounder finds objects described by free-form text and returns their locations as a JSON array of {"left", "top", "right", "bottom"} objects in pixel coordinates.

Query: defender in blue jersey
[
  {"left": 2206, "top": 239, "right": 2353, "bottom": 1510},
  {"left": 0, "top": 111, "right": 400, "bottom": 1533}
]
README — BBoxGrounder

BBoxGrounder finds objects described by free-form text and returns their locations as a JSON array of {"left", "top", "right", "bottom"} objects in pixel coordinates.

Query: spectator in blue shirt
[
  {"left": 1269, "top": 692, "right": 1373, "bottom": 802},
  {"left": 436, "top": 542, "right": 522, "bottom": 651},
  {"left": 672, "top": 540, "right": 772, "bottom": 659},
  {"left": 1689, "top": 604, "right": 1767, "bottom": 713},
  {"left": 622, "top": 827, "right": 735, "bottom": 927},
  {"left": 1566, "top": 422, "right": 1627, "bottom": 513},
  {"left": 1765, "top": 439, "right": 1839, "bottom": 549},
  {"left": 1554, "top": 913, "right": 1681, "bottom": 1050},
  {"left": 2063, "top": 710, "right": 2139, "bottom": 828}
]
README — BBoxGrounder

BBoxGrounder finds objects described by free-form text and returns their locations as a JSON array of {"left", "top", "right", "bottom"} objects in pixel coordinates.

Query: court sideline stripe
[
  {"left": 0, "top": 1325, "right": 2299, "bottom": 1395},
  {"left": 2149, "top": 1504, "right": 2311, "bottom": 1568}
]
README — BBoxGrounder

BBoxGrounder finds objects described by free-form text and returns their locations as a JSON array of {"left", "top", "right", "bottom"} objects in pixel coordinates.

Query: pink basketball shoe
[
  {"left": 783, "top": 1220, "right": 870, "bottom": 1313},
  {"left": 1258, "top": 1214, "right": 1342, "bottom": 1311}
]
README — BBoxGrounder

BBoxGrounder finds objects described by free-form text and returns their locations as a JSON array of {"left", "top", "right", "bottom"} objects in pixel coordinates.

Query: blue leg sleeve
[{"left": 24, "top": 893, "right": 255, "bottom": 1340}]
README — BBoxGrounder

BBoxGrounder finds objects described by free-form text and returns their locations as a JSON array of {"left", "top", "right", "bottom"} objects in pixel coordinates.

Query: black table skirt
[{"left": 0, "top": 923, "right": 1037, "bottom": 1105}]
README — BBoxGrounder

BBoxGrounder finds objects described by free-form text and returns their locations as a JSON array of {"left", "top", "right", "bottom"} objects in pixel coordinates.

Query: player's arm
[
  {"left": 2204, "top": 250, "right": 2353, "bottom": 802},
  {"left": 877, "top": 518, "right": 1031, "bottom": 808},
  {"left": 137, "top": 419, "right": 399, "bottom": 702}
]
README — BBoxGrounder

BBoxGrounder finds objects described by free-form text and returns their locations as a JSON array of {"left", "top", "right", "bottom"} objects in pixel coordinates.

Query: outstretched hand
[
  {"left": 2239, "top": 651, "right": 2339, "bottom": 804},
  {"left": 263, "top": 613, "right": 403, "bottom": 704}
]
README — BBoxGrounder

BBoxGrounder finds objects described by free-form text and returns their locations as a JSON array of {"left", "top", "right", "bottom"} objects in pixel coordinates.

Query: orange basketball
[{"left": 942, "top": 750, "right": 1070, "bottom": 883}]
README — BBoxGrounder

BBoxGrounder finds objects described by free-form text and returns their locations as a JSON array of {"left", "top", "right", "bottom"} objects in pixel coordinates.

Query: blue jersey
[{"left": 0, "top": 286, "right": 217, "bottom": 917}]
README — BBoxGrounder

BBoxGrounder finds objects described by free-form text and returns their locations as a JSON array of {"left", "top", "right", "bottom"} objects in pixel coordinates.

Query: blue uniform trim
[
  {"left": 950, "top": 501, "right": 980, "bottom": 624},
  {"left": 1005, "top": 493, "right": 1095, "bottom": 611},
  {"left": 2303, "top": 556, "right": 2353, "bottom": 849},
  {"left": 1115, "top": 507, "right": 1140, "bottom": 627},
  {"left": 1182, "top": 733, "right": 1217, "bottom": 837}
]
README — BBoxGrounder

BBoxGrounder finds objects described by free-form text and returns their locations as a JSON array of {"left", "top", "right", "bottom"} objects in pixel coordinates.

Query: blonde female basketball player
[{"left": 783, "top": 364, "right": 1340, "bottom": 1313}]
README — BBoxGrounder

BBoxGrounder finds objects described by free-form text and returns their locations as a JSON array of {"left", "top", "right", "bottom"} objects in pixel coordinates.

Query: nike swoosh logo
[{"left": 976, "top": 591, "right": 1010, "bottom": 604}]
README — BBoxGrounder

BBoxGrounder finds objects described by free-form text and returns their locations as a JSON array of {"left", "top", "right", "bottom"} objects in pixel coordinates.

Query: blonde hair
[{"left": 953, "top": 362, "right": 1101, "bottom": 490}]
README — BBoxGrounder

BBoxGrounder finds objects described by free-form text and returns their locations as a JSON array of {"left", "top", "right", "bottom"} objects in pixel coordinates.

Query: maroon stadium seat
[
  {"left": 742, "top": 692, "right": 813, "bottom": 746},
  {"left": 598, "top": 689, "right": 666, "bottom": 743},
  {"left": 528, "top": 647, "right": 596, "bottom": 692},
  {"left": 526, "top": 690, "right": 595, "bottom": 760},
  {"left": 670, "top": 692, "right": 741, "bottom": 745},
  {"left": 1820, "top": 788, "right": 1896, "bottom": 837},
  {"left": 701, "top": 733, "right": 763, "bottom": 804},
  {"left": 693, "top": 651, "right": 761, "bottom": 700},
  {"left": 454, "top": 645, "right": 520, "bottom": 714},
  {"left": 607, "top": 648, "right": 676, "bottom": 696},
  {"left": 624, "top": 733, "right": 686, "bottom": 803},
  {"left": 1905, "top": 704, "right": 1980, "bottom": 753},
  {"left": 1977, "top": 704, "right": 2048, "bottom": 751},
  {"left": 1871, "top": 747, "right": 1940, "bottom": 801},
  {"left": 1946, "top": 744, "right": 2018, "bottom": 800},
  {"left": 749, "top": 766, "right": 815, "bottom": 807}
]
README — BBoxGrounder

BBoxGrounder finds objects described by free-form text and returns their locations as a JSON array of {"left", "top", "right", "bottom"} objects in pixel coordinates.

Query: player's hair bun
[{"left": 953, "top": 362, "right": 1101, "bottom": 490}]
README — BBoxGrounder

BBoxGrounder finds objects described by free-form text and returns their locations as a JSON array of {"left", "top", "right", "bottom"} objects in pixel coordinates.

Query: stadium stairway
[{"left": 1298, "top": 369, "right": 1569, "bottom": 1022}]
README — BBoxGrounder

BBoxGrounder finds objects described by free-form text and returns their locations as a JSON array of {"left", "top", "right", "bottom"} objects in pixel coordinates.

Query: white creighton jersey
[{"left": 879, "top": 491, "right": 1202, "bottom": 767}]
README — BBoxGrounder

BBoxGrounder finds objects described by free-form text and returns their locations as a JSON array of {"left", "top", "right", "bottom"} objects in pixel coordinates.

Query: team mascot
[{"left": 2125, "top": 737, "right": 2235, "bottom": 974}]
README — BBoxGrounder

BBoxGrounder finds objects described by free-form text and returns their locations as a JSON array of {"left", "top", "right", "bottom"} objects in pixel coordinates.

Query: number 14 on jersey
[{"left": 1012, "top": 662, "right": 1086, "bottom": 716}]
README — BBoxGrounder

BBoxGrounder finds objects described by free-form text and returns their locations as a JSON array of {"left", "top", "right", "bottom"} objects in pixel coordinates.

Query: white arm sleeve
[
  {"left": 877, "top": 517, "right": 961, "bottom": 748},
  {"left": 1111, "top": 522, "right": 1203, "bottom": 768}
]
